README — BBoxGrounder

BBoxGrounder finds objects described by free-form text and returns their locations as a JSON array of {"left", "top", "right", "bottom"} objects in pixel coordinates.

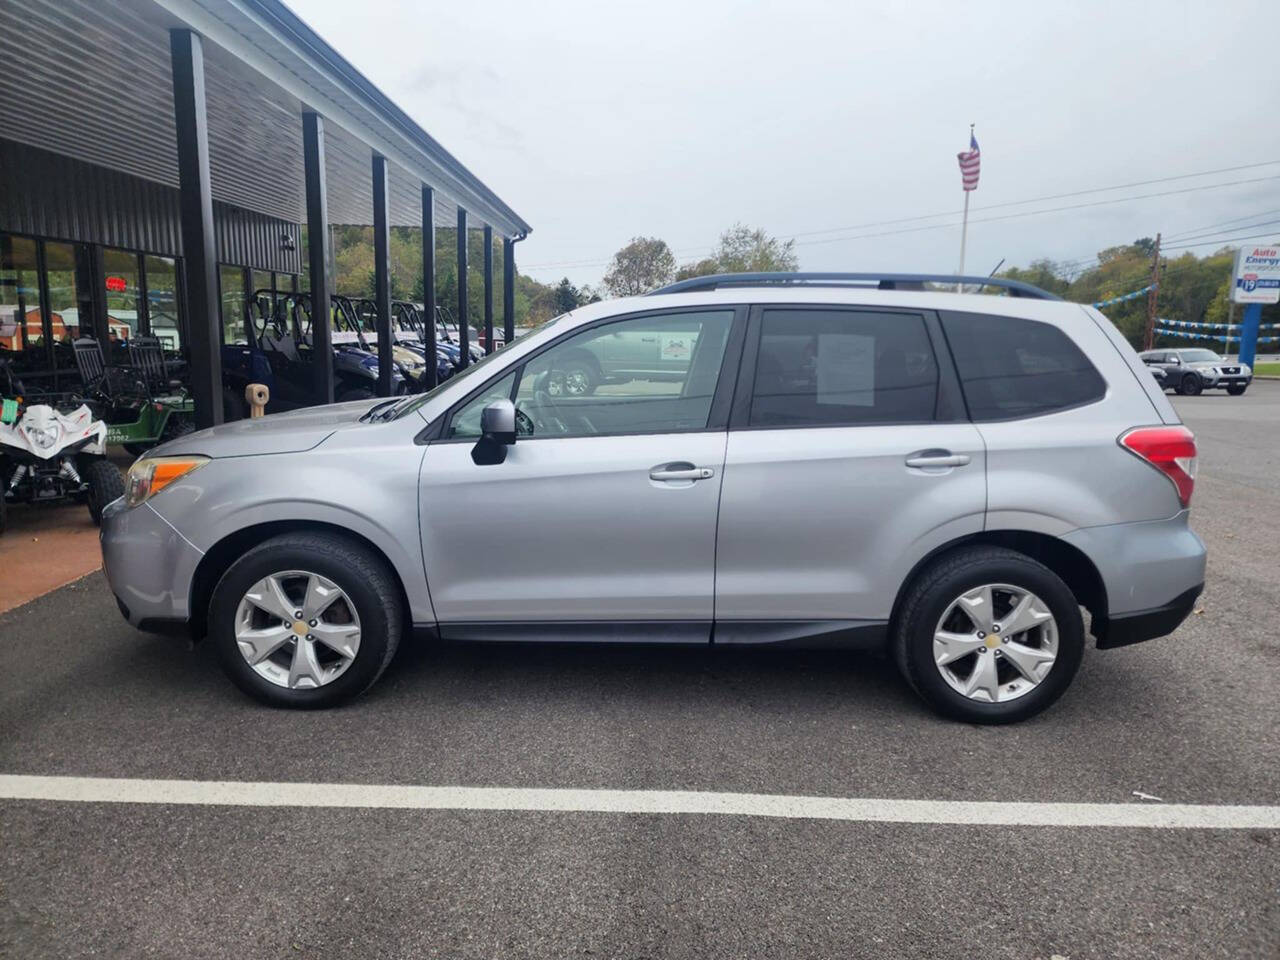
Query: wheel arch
[
  {"left": 188, "top": 520, "right": 412, "bottom": 641},
  {"left": 888, "top": 530, "right": 1108, "bottom": 638}
]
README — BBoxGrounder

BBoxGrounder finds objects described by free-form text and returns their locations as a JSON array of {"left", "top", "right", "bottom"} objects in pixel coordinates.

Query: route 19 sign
[{"left": 1231, "top": 243, "right": 1280, "bottom": 304}]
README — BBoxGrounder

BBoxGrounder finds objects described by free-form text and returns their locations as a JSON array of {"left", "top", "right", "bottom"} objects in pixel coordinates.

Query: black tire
[
  {"left": 223, "top": 388, "right": 247, "bottom": 422},
  {"left": 549, "top": 357, "right": 599, "bottom": 397},
  {"left": 892, "top": 546, "right": 1085, "bottom": 724},
  {"left": 162, "top": 415, "right": 196, "bottom": 441},
  {"left": 337, "top": 387, "right": 376, "bottom": 403},
  {"left": 1227, "top": 384, "right": 1247, "bottom": 396},
  {"left": 1180, "top": 373, "right": 1202, "bottom": 396},
  {"left": 84, "top": 459, "right": 125, "bottom": 526},
  {"left": 209, "top": 532, "right": 403, "bottom": 709}
]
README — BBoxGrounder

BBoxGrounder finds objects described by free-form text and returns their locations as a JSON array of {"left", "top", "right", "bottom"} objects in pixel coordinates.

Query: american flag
[{"left": 957, "top": 131, "right": 980, "bottom": 192}]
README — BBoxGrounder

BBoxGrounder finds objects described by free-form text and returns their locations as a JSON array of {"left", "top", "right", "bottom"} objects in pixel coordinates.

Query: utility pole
[{"left": 1143, "top": 232, "right": 1161, "bottom": 350}]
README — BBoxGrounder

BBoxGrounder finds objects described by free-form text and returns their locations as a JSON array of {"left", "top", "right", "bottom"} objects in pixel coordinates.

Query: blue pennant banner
[
  {"left": 1154, "top": 328, "right": 1280, "bottom": 344},
  {"left": 1093, "top": 285, "right": 1156, "bottom": 309},
  {"left": 1156, "top": 318, "right": 1280, "bottom": 331}
]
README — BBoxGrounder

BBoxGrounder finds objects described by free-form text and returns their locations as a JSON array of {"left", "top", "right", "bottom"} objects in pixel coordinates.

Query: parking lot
[{"left": 1, "top": 385, "right": 1277, "bottom": 959}]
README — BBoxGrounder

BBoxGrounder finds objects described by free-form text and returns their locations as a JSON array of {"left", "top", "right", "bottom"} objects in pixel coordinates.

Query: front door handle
[
  {"left": 905, "top": 452, "right": 971, "bottom": 469},
  {"left": 650, "top": 462, "right": 714, "bottom": 482}
]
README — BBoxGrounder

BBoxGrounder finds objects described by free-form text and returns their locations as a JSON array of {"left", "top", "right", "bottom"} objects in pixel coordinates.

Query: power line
[
  {"left": 1161, "top": 217, "right": 1280, "bottom": 244},
  {"left": 1163, "top": 231, "right": 1279, "bottom": 251},
  {"left": 1163, "top": 208, "right": 1280, "bottom": 241},
  {"left": 788, "top": 175, "right": 1280, "bottom": 250},
  {"left": 524, "top": 168, "right": 1280, "bottom": 272},
  {"left": 783, "top": 159, "right": 1280, "bottom": 242}
]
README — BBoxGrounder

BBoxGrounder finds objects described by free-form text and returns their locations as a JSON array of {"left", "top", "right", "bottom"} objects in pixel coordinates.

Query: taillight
[{"left": 1119, "top": 426, "right": 1197, "bottom": 508}]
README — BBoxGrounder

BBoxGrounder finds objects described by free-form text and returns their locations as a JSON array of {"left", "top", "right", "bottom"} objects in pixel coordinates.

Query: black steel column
[
  {"left": 169, "top": 29, "right": 222, "bottom": 429},
  {"left": 456, "top": 207, "right": 468, "bottom": 368},
  {"left": 136, "top": 252, "right": 149, "bottom": 335},
  {"left": 303, "top": 111, "right": 334, "bottom": 405},
  {"left": 482, "top": 225, "right": 494, "bottom": 354},
  {"left": 421, "top": 185, "right": 437, "bottom": 388},
  {"left": 372, "top": 154, "right": 393, "bottom": 396},
  {"left": 502, "top": 237, "right": 515, "bottom": 346}
]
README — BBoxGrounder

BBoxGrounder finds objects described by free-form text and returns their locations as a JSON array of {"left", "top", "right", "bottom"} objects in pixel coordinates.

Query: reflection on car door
[
  {"left": 714, "top": 306, "right": 986, "bottom": 640},
  {"left": 418, "top": 307, "right": 744, "bottom": 641}
]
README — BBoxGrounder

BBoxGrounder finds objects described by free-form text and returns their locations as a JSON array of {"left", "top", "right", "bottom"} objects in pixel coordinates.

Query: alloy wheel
[
  {"left": 233, "top": 570, "right": 361, "bottom": 690},
  {"left": 932, "top": 583, "right": 1058, "bottom": 704}
]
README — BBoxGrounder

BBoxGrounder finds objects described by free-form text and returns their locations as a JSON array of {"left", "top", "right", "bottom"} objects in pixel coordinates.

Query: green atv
[{"left": 72, "top": 336, "right": 195, "bottom": 455}]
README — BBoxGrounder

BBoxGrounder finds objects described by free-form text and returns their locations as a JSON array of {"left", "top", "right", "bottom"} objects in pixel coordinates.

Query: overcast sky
[{"left": 291, "top": 0, "right": 1279, "bottom": 288}]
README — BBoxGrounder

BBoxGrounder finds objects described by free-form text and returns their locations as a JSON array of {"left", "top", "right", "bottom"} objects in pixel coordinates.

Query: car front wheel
[
  {"left": 1180, "top": 373, "right": 1203, "bottom": 396},
  {"left": 209, "top": 532, "right": 402, "bottom": 708},
  {"left": 893, "top": 546, "right": 1084, "bottom": 724},
  {"left": 1227, "top": 384, "right": 1247, "bottom": 396}
]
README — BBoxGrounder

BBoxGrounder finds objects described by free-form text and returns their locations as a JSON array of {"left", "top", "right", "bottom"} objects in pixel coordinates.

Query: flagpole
[{"left": 957, "top": 123, "right": 974, "bottom": 291}]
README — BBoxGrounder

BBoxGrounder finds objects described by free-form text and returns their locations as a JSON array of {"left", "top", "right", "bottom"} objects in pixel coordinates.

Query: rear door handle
[
  {"left": 650, "top": 462, "right": 714, "bottom": 482},
  {"left": 905, "top": 452, "right": 971, "bottom": 469}
]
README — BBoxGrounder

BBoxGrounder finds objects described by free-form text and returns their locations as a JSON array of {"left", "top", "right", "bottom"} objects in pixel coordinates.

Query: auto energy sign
[{"left": 1231, "top": 243, "right": 1280, "bottom": 304}]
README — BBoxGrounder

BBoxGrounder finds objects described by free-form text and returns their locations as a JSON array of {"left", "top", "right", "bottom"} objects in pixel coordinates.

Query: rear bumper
[{"left": 1095, "top": 583, "right": 1202, "bottom": 649}]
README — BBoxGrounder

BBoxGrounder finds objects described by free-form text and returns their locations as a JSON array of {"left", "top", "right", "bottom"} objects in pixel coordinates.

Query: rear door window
[
  {"left": 940, "top": 312, "right": 1106, "bottom": 421},
  {"left": 747, "top": 308, "right": 939, "bottom": 427}
]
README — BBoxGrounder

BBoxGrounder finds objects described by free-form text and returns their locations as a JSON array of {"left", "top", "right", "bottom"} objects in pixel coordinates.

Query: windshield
[
  {"left": 1180, "top": 349, "right": 1221, "bottom": 363},
  {"left": 374, "top": 316, "right": 573, "bottom": 422}
]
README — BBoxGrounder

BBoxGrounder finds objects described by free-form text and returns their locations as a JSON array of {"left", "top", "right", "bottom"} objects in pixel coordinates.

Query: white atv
[{"left": 0, "top": 401, "right": 124, "bottom": 535}]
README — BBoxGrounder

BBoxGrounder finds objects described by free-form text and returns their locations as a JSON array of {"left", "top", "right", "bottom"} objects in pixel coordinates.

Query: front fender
[{"left": 148, "top": 430, "right": 434, "bottom": 624}]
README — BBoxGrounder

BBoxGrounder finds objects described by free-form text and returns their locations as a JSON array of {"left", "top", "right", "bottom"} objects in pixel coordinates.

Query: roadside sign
[{"left": 1230, "top": 243, "right": 1280, "bottom": 304}]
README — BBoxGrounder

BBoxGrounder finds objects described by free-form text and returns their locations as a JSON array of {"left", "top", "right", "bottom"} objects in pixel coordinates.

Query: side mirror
[{"left": 471, "top": 399, "right": 516, "bottom": 465}]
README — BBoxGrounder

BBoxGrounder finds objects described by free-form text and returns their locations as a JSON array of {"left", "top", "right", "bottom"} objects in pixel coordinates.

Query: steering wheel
[
  {"left": 532, "top": 385, "right": 570, "bottom": 435},
  {"left": 515, "top": 408, "right": 535, "bottom": 436}
]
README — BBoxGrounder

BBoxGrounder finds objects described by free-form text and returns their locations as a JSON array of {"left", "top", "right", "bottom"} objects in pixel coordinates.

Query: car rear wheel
[
  {"left": 893, "top": 546, "right": 1084, "bottom": 724},
  {"left": 209, "top": 532, "right": 402, "bottom": 708},
  {"left": 1180, "top": 373, "right": 1202, "bottom": 396}
]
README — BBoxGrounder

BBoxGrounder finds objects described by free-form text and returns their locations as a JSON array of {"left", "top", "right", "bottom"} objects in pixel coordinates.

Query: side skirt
[{"left": 414, "top": 620, "right": 889, "bottom": 650}]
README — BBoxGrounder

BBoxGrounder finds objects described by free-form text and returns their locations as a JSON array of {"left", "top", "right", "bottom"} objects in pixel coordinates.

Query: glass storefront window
[
  {"left": 102, "top": 248, "right": 141, "bottom": 348},
  {"left": 145, "top": 255, "right": 182, "bottom": 353},
  {"left": 0, "top": 235, "right": 42, "bottom": 360},
  {"left": 44, "top": 242, "right": 82, "bottom": 345},
  {"left": 220, "top": 264, "right": 248, "bottom": 345}
]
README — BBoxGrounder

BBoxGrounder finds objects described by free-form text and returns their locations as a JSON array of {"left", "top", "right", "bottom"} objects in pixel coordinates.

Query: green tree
[
  {"left": 553, "top": 277, "right": 581, "bottom": 314},
  {"left": 675, "top": 224, "right": 799, "bottom": 280},
  {"left": 602, "top": 237, "right": 676, "bottom": 296}
]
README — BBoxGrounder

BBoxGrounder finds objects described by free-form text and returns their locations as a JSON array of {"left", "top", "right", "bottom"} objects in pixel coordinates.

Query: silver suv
[{"left": 101, "top": 273, "right": 1206, "bottom": 723}]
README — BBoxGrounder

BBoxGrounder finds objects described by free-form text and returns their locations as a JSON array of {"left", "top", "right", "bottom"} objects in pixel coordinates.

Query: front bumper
[{"left": 100, "top": 497, "right": 203, "bottom": 631}]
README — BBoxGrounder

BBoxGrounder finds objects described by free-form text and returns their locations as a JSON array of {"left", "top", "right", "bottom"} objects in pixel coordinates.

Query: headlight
[
  {"left": 25, "top": 424, "right": 60, "bottom": 450},
  {"left": 125, "top": 456, "right": 209, "bottom": 508}
]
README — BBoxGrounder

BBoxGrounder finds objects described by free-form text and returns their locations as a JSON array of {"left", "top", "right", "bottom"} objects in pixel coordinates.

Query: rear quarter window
[{"left": 940, "top": 312, "right": 1106, "bottom": 421}]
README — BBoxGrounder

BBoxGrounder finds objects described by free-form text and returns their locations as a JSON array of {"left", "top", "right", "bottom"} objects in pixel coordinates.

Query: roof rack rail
[{"left": 648, "top": 272, "right": 1062, "bottom": 300}]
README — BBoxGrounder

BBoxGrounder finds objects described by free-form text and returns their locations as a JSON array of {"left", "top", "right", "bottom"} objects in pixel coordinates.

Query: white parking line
[{"left": 2, "top": 775, "right": 1278, "bottom": 829}]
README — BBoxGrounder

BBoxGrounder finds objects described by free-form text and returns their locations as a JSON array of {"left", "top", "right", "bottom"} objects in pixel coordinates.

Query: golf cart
[
  {"left": 0, "top": 356, "right": 124, "bottom": 534},
  {"left": 221, "top": 290, "right": 405, "bottom": 418},
  {"left": 72, "top": 335, "right": 195, "bottom": 455}
]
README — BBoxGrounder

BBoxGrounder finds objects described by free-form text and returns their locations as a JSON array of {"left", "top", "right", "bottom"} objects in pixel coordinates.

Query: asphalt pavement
[{"left": 1, "top": 383, "right": 1277, "bottom": 959}]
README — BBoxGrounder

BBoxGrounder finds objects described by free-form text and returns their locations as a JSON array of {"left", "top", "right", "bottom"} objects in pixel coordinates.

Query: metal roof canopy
[{"left": 0, "top": 0, "right": 528, "bottom": 237}]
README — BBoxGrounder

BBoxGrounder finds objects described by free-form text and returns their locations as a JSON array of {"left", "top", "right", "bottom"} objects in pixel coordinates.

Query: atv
[
  {"left": 71, "top": 335, "right": 196, "bottom": 456},
  {"left": 0, "top": 364, "right": 124, "bottom": 535}
]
